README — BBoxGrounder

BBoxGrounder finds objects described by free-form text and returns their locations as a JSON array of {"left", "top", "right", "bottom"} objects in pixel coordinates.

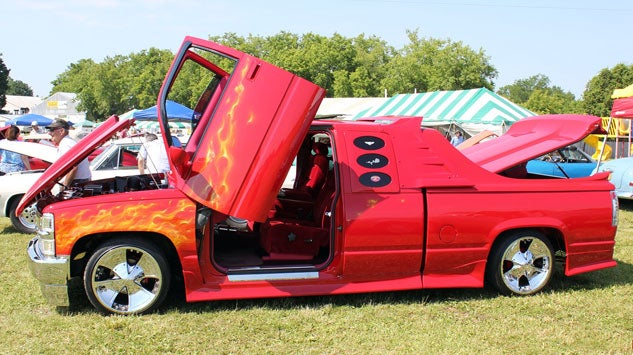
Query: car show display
[{"left": 22, "top": 37, "right": 619, "bottom": 315}]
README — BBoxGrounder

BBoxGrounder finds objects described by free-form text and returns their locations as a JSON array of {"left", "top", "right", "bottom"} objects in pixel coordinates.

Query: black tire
[
  {"left": 487, "top": 230, "right": 554, "bottom": 296},
  {"left": 9, "top": 198, "right": 37, "bottom": 234},
  {"left": 83, "top": 238, "right": 171, "bottom": 315}
]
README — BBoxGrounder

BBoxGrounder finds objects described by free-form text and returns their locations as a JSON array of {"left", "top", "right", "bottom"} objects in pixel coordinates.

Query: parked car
[
  {"left": 526, "top": 145, "right": 597, "bottom": 178},
  {"left": 593, "top": 157, "right": 633, "bottom": 199},
  {"left": 23, "top": 37, "right": 617, "bottom": 315},
  {"left": 0, "top": 137, "right": 160, "bottom": 233},
  {"left": 0, "top": 140, "right": 57, "bottom": 233}
]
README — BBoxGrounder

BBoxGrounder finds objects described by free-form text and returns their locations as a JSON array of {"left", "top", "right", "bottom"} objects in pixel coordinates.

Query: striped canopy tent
[
  {"left": 353, "top": 88, "right": 535, "bottom": 136},
  {"left": 134, "top": 120, "right": 190, "bottom": 131}
]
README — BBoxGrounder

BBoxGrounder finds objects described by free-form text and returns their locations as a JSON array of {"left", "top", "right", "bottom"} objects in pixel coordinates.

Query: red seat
[
  {"left": 303, "top": 142, "right": 329, "bottom": 196},
  {"left": 260, "top": 172, "right": 335, "bottom": 261},
  {"left": 271, "top": 142, "right": 330, "bottom": 218}
]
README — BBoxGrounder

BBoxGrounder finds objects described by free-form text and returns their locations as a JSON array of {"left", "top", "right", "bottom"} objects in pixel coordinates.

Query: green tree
[
  {"left": 51, "top": 49, "right": 173, "bottom": 120},
  {"left": 344, "top": 34, "right": 393, "bottom": 97},
  {"left": 583, "top": 63, "right": 633, "bottom": 117},
  {"left": 210, "top": 32, "right": 393, "bottom": 98},
  {"left": 125, "top": 48, "right": 174, "bottom": 109},
  {"left": 381, "top": 29, "right": 497, "bottom": 95},
  {"left": 0, "top": 54, "right": 9, "bottom": 111},
  {"left": 7, "top": 77, "right": 33, "bottom": 96},
  {"left": 498, "top": 74, "right": 551, "bottom": 104},
  {"left": 497, "top": 74, "right": 581, "bottom": 114},
  {"left": 524, "top": 89, "right": 581, "bottom": 114}
]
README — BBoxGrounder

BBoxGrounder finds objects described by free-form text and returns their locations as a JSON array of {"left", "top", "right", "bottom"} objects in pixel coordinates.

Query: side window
[
  {"left": 119, "top": 147, "right": 139, "bottom": 168},
  {"left": 99, "top": 147, "right": 121, "bottom": 170}
]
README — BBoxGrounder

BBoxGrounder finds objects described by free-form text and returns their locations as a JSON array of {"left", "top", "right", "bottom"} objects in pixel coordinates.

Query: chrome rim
[
  {"left": 90, "top": 246, "right": 163, "bottom": 314},
  {"left": 500, "top": 237, "right": 552, "bottom": 295},
  {"left": 18, "top": 203, "right": 38, "bottom": 231}
]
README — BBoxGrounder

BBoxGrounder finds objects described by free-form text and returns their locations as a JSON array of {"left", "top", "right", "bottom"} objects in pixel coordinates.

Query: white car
[
  {"left": 0, "top": 140, "right": 60, "bottom": 232},
  {"left": 0, "top": 137, "right": 156, "bottom": 233}
]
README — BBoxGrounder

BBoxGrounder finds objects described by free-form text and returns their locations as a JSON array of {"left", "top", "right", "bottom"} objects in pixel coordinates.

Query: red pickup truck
[{"left": 22, "top": 37, "right": 618, "bottom": 315}]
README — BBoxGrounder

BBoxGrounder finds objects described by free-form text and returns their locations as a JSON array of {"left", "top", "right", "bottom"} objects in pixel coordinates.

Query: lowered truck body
[{"left": 23, "top": 37, "right": 618, "bottom": 315}]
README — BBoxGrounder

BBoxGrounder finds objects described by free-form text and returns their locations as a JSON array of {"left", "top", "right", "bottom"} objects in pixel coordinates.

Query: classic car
[
  {"left": 526, "top": 145, "right": 597, "bottom": 178},
  {"left": 22, "top": 37, "right": 618, "bottom": 315},
  {"left": 593, "top": 157, "right": 633, "bottom": 199}
]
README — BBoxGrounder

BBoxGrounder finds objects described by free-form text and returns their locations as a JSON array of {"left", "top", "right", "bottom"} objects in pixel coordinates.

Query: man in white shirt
[
  {"left": 30, "top": 121, "right": 43, "bottom": 134},
  {"left": 45, "top": 119, "right": 92, "bottom": 186},
  {"left": 137, "top": 133, "right": 170, "bottom": 174}
]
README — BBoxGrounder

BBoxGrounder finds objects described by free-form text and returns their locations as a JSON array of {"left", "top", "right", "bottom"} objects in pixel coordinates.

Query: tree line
[{"left": 2, "top": 30, "right": 633, "bottom": 121}]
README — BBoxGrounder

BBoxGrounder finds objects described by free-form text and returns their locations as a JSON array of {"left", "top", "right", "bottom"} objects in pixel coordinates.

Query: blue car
[
  {"left": 526, "top": 145, "right": 597, "bottom": 178},
  {"left": 593, "top": 157, "right": 633, "bottom": 199}
]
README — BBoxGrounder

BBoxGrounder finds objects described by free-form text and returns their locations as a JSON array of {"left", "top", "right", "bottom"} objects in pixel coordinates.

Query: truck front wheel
[
  {"left": 83, "top": 238, "right": 171, "bottom": 315},
  {"left": 487, "top": 231, "right": 554, "bottom": 296}
]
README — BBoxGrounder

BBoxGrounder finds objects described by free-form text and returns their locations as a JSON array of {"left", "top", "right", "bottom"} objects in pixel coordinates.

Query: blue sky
[{"left": 3, "top": 0, "right": 632, "bottom": 99}]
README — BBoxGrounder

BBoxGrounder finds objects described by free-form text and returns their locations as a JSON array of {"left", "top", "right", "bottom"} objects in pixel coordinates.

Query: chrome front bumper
[{"left": 27, "top": 237, "right": 70, "bottom": 307}]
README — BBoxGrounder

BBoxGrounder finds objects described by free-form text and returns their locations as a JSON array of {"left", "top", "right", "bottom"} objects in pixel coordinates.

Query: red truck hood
[
  {"left": 17, "top": 115, "right": 133, "bottom": 214},
  {"left": 461, "top": 114, "right": 604, "bottom": 173}
]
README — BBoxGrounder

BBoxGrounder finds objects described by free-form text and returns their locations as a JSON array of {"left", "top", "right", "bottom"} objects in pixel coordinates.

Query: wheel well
[
  {"left": 68, "top": 232, "right": 183, "bottom": 282},
  {"left": 487, "top": 227, "right": 565, "bottom": 275},
  {"left": 4, "top": 194, "right": 22, "bottom": 217}
]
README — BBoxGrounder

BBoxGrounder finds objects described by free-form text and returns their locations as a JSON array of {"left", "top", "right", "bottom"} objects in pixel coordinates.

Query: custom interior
[{"left": 210, "top": 131, "right": 336, "bottom": 271}]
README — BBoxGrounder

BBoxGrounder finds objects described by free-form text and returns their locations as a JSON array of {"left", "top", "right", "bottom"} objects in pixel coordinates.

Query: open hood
[
  {"left": 162, "top": 37, "right": 325, "bottom": 222},
  {"left": 0, "top": 140, "right": 57, "bottom": 163},
  {"left": 461, "top": 114, "right": 604, "bottom": 173},
  {"left": 17, "top": 115, "right": 134, "bottom": 215}
]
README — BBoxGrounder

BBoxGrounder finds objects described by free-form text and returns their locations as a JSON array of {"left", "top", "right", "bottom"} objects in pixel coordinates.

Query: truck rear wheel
[
  {"left": 487, "top": 230, "right": 554, "bottom": 296},
  {"left": 83, "top": 238, "right": 171, "bottom": 315}
]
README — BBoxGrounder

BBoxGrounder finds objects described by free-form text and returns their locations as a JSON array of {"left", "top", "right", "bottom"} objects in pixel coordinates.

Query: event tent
[
  {"left": 353, "top": 88, "right": 535, "bottom": 135},
  {"left": 611, "top": 97, "right": 633, "bottom": 118},
  {"left": 611, "top": 84, "right": 633, "bottom": 118},
  {"left": 608, "top": 84, "right": 633, "bottom": 157},
  {"left": 119, "top": 109, "right": 139, "bottom": 119},
  {"left": 135, "top": 121, "right": 190, "bottom": 131},
  {"left": 6, "top": 113, "right": 53, "bottom": 126},
  {"left": 611, "top": 83, "right": 633, "bottom": 100},
  {"left": 133, "top": 100, "right": 194, "bottom": 121}
]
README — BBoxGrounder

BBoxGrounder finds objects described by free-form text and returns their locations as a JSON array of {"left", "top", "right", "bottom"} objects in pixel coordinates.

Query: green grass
[{"left": 1, "top": 203, "right": 632, "bottom": 354}]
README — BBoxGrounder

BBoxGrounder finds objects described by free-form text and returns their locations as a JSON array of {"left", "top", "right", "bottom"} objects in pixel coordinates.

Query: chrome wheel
[
  {"left": 84, "top": 239, "right": 170, "bottom": 315},
  {"left": 488, "top": 231, "right": 554, "bottom": 296},
  {"left": 10, "top": 199, "right": 37, "bottom": 234}
]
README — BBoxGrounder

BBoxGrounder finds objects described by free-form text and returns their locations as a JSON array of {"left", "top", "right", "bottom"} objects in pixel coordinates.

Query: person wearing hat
[
  {"left": 30, "top": 121, "right": 43, "bottom": 134},
  {"left": 46, "top": 119, "right": 91, "bottom": 187}
]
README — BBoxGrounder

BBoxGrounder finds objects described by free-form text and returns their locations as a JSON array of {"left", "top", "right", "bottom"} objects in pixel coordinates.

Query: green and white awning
[
  {"left": 134, "top": 121, "right": 190, "bottom": 130},
  {"left": 353, "top": 88, "right": 534, "bottom": 126}
]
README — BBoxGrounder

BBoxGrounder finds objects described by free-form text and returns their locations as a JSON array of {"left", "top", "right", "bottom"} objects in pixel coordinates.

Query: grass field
[{"left": 0, "top": 202, "right": 631, "bottom": 354}]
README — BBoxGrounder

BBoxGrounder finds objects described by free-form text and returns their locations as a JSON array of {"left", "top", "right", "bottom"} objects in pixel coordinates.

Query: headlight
[{"left": 38, "top": 213, "right": 56, "bottom": 257}]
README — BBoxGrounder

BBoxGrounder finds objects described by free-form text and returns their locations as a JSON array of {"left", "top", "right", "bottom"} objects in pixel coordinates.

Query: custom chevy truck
[{"left": 22, "top": 37, "right": 618, "bottom": 315}]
